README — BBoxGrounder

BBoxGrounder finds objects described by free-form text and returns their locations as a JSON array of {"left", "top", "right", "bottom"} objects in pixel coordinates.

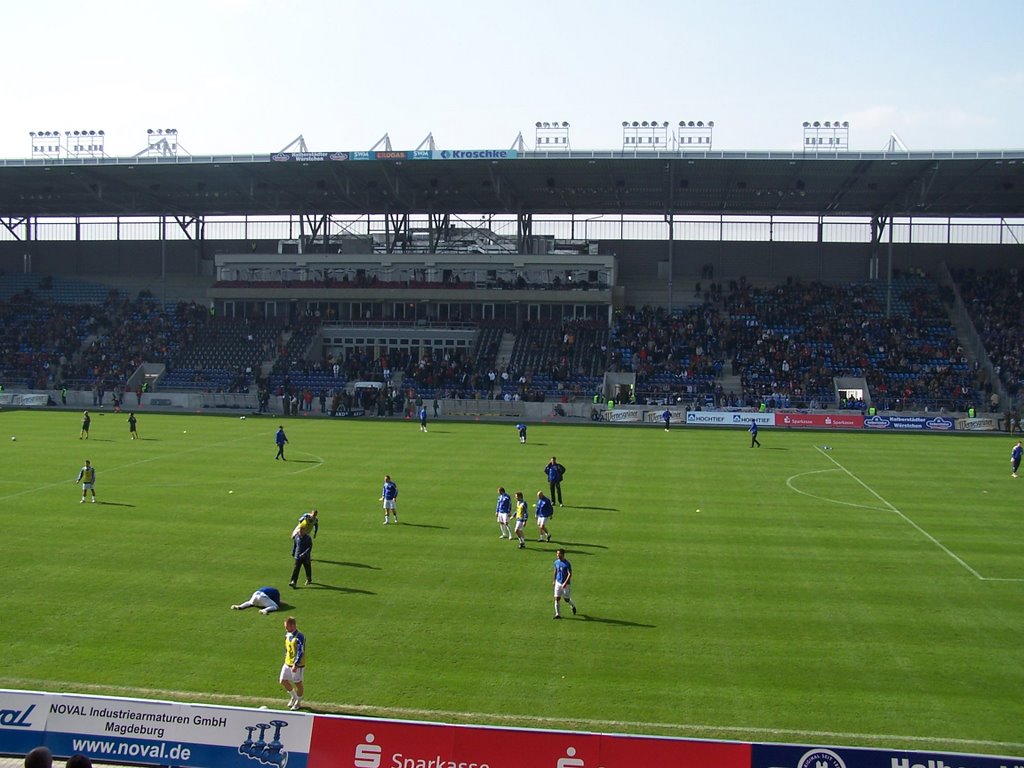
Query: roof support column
[
  {"left": 870, "top": 214, "right": 895, "bottom": 317},
  {"left": 665, "top": 212, "right": 675, "bottom": 314},
  {"left": 517, "top": 212, "right": 533, "bottom": 254}
]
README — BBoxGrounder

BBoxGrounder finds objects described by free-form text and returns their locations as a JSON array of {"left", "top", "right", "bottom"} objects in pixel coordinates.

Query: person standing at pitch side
[
  {"left": 552, "top": 548, "right": 578, "bottom": 619},
  {"left": 280, "top": 616, "right": 306, "bottom": 710},
  {"left": 76, "top": 459, "right": 97, "bottom": 503},
  {"left": 275, "top": 425, "right": 289, "bottom": 460},
  {"left": 289, "top": 526, "right": 313, "bottom": 587},
  {"left": 544, "top": 456, "right": 566, "bottom": 507}
]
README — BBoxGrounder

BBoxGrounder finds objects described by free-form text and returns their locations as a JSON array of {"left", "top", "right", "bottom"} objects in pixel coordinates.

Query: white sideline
[{"left": 1, "top": 679, "right": 1022, "bottom": 756}]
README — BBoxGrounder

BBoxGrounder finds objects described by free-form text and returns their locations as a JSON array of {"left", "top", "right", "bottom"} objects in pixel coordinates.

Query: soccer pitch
[{"left": 2, "top": 409, "right": 1022, "bottom": 757}]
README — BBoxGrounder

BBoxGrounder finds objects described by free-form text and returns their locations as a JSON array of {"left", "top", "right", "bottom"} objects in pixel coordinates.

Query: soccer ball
[
  {"left": 9, "top": 436, "right": 15, "bottom": 441},
  {"left": 240, "top": 416, "right": 246, "bottom": 420}
]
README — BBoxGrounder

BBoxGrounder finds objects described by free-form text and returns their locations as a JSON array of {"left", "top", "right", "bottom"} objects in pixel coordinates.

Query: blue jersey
[
  {"left": 496, "top": 492, "right": 512, "bottom": 514},
  {"left": 749, "top": 421, "right": 758, "bottom": 435},
  {"left": 419, "top": 407, "right": 427, "bottom": 422},
  {"left": 554, "top": 557, "right": 572, "bottom": 585},
  {"left": 662, "top": 410, "right": 671, "bottom": 424},
  {"left": 276, "top": 428, "right": 288, "bottom": 446},
  {"left": 382, "top": 480, "right": 398, "bottom": 500},
  {"left": 516, "top": 423, "right": 527, "bottom": 435},
  {"left": 1013, "top": 445, "right": 1022, "bottom": 463},
  {"left": 536, "top": 496, "right": 554, "bottom": 518},
  {"left": 259, "top": 586, "right": 281, "bottom": 604}
]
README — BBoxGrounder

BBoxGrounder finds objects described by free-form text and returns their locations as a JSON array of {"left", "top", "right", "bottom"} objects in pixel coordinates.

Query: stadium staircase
[{"left": 495, "top": 333, "right": 516, "bottom": 369}]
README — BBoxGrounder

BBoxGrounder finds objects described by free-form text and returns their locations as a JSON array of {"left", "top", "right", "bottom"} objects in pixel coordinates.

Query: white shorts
[
  {"left": 537, "top": 516, "right": 550, "bottom": 528},
  {"left": 383, "top": 499, "right": 396, "bottom": 510},
  {"left": 497, "top": 513, "right": 510, "bottom": 525},
  {"left": 279, "top": 664, "right": 304, "bottom": 684},
  {"left": 82, "top": 483, "right": 94, "bottom": 491},
  {"left": 514, "top": 520, "right": 526, "bottom": 533},
  {"left": 252, "top": 591, "right": 278, "bottom": 610},
  {"left": 554, "top": 582, "right": 572, "bottom": 600}
]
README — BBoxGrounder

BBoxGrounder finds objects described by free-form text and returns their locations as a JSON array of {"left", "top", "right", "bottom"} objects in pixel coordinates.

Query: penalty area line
[{"left": 813, "top": 446, "right": 1001, "bottom": 581}]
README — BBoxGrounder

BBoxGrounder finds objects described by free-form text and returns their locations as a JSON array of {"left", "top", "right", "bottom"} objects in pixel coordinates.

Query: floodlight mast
[
  {"left": 135, "top": 129, "right": 184, "bottom": 158},
  {"left": 675, "top": 120, "right": 714, "bottom": 151},
  {"left": 801, "top": 120, "right": 850, "bottom": 153},
  {"left": 621, "top": 120, "right": 670, "bottom": 152},
  {"left": 415, "top": 133, "right": 436, "bottom": 152},
  {"left": 534, "top": 121, "right": 571, "bottom": 152}
]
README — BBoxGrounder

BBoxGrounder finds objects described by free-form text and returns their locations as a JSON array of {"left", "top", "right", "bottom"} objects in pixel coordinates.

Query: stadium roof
[{"left": 1, "top": 149, "right": 1023, "bottom": 220}]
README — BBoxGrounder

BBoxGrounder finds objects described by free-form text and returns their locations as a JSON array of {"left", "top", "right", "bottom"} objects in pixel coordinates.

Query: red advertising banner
[
  {"left": 308, "top": 715, "right": 751, "bottom": 768},
  {"left": 776, "top": 412, "right": 864, "bottom": 429}
]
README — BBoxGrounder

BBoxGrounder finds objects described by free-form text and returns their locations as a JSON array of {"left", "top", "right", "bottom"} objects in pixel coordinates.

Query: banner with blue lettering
[
  {"left": 0, "top": 690, "right": 312, "bottom": 768},
  {"left": 862, "top": 415, "right": 956, "bottom": 431},
  {"left": 751, "top": 743, "right": 1021, "bottom": 768}
]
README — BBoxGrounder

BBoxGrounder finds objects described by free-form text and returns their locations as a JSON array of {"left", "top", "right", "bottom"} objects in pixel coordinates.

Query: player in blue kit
[
  {"left": 1012, "top": 441, "right": 1022, "bottom": 478},
  {"left": 749, "top": 419, "right": 761, "bottom": 448},
  {"left": 535, "top": 490, "right": 554, "bottom": 542},
  {"left": 419, "top": 405, "right": 428, "bottom": 432},
  {"left": 231, "top": 586, "right": 281, "bottom": 614},
  {"left": 662, "top": 409, "right": 671, "bottom": 431},
  {"left": 552, "top": 549, "right": 578, "bottom": 619},
  {"left": 516, "top": 423, "right": 527, "bottom": 444},
  {"left": 495, "top": 487, "right": 512, "bottom": 539},
  {"left": 380, "top": 475, "right": 399, "bottom": 524}
]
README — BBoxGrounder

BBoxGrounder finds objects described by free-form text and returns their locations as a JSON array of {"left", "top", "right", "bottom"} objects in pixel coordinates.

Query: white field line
[
  {"left": 813, "top": 446, "right": 1023, "bottom": 583},
  {"left": 2, "top": 678, "right": 1022, "bottom": 754},
  {"left": 785, "top": 468, "right": 890, "bottom": 512}
]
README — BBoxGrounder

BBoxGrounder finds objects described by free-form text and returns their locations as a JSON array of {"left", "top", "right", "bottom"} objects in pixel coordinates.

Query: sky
[{"left": 3, "top": 0, "right": 1023, "bottom": 159}]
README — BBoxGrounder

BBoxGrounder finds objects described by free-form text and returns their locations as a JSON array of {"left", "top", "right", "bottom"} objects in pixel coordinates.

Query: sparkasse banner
[
  {"left": 308, "top": 716, "right": 750, "bottom": 768},
  {"left": 777, "top": 412, "right": 864, "bottom": 429}
]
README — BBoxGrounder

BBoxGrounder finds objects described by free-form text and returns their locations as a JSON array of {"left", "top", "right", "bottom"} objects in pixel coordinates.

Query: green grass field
[{"left": 2, "top": 409, "right": 1022, "bottom": 757}]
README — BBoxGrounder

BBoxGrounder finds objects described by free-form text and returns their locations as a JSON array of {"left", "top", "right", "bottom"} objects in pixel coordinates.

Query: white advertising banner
[
  {"left": 685, "top": 411, "right": 775, "bottom": 427},
  {"left": 605, "top": 409, "right": 642, "bottom": 423},
  {"left": 0, "top": 690, "right": 312, "bottom": 768}
]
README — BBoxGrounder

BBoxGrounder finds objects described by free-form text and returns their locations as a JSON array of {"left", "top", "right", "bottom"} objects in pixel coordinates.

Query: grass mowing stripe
[{"left": 3, "top": 412, "right": 1023, "bottom": 756}]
